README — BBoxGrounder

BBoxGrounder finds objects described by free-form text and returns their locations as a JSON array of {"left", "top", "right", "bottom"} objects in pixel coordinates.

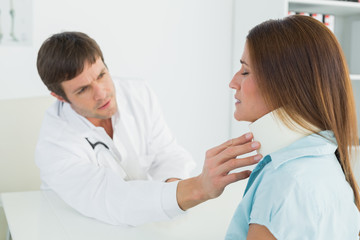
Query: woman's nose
[{"left": 229, "top": 72, "right": 240, "bottom": 90}]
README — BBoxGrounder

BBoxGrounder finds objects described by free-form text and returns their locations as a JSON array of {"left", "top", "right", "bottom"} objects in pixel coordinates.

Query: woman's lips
[{"left": 234, "top": 96, "right": 241, "bottom": 104}]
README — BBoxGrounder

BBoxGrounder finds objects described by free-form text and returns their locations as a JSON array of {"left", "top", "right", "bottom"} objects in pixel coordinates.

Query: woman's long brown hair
[{"left": 246, "top": 15, "right": 360, "bottom": 211}]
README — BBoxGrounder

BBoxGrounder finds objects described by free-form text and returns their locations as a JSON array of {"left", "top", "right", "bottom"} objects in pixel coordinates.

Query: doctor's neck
[
  {"left": 249, "top": 109, "right": 316, "bottom": 156},
  {"left": 87, "top": 117, "right": 114, "bottom": 139}
]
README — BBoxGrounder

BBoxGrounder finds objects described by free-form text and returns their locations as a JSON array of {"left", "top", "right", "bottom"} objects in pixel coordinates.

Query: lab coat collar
[
  {"left": 60, "top": 104, "right": 119, "bottom": 139},
  {"left": 61, "top": 102, "right": 95, "bottom": 132}
]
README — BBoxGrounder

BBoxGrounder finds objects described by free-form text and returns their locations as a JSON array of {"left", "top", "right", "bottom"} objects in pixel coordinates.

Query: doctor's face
[
  {"left": 55, "top": 58, "right": 117, "bottom": 121},
  {"left": 229, "top": 42, "right": 270, "bottom": 122}
]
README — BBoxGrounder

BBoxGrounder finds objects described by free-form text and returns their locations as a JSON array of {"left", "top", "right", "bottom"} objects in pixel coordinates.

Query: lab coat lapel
[{"left": 61, "top": 101, "right": 130, "bottom": 179}]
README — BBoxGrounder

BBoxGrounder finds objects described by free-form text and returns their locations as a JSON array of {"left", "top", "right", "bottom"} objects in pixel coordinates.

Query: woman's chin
[
  {"left": 234, "top": 114, "right": 248, "bottom": 122},
  {"left": 234, "top": 114, "right": 258, "bottom": 123}
]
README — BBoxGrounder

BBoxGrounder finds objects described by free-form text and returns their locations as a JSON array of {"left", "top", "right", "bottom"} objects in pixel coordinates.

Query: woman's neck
[{"left": 249, "top": 110, "right": 314, "bottom": 156}]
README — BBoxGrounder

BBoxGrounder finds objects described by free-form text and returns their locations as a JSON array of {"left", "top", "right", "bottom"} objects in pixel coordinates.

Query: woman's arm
[{"left": 247, "top": 224, "right": 277, "bottom": 240}]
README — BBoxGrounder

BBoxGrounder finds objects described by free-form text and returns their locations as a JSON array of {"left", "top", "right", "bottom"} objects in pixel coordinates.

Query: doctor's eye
[
  {"left": 98, "top": 72, "right": 106, "bottom": 79},
  {"left": 77, "top": 86, "right": 88, "bottom": 95}
]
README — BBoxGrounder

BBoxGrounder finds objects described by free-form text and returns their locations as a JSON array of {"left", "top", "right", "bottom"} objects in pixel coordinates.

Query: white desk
[{"left": 1, "top": 181, "right": 247, "bottom": 240}]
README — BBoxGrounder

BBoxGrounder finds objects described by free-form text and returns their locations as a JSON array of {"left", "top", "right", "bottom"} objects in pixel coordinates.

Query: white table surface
[{"left": 1, "top": 181, "right": 247, "bottom": 240}]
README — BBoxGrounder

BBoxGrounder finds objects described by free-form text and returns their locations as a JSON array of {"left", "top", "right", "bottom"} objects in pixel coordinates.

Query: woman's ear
[{"left": 51, "top": 92, "right": 67, "bottom": 102}]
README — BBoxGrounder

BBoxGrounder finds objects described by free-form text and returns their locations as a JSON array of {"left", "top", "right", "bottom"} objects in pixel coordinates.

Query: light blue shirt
[{"left": 225, "top": 131, "right": 360, "bottom": 239}]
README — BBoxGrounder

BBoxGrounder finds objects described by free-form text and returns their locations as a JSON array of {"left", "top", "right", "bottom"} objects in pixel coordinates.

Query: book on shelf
[
  {"left": 287, "top": 12, "right": 335, "bottom": 33},
  {"left": 324, "top": 14, "right": 335, "bottom": 33},
  {"left": 299, "top": 12, "right": 310, "bottom": 16},
  {"left": 311, "top": 13, "right": 323, "bottom": 22}
]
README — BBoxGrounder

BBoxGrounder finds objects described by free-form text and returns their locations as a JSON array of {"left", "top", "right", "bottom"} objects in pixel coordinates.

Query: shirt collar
[
  {"left": 249, "top": 110, "right": 337, "bottom": 169},
  {"left": 249, "top": 110, "right": 315, "bottom": 157},
  {"left": 269, "top": 130, "right": 337, "bottom": 169}
]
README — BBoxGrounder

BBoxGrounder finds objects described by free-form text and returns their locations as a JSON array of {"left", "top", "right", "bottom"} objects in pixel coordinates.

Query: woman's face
[{"left": 229, "top": 42, "right": 270, "bottom": 122}]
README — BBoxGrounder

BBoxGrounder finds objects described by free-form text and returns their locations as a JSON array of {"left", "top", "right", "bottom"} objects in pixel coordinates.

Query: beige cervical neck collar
[{"left": 249, "top": 110, "right": 314, "bottom": 156}]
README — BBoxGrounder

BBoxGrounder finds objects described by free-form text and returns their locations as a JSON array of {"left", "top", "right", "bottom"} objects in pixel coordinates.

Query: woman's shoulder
[
  {"left": 253, "top": 153, "right": 357, "bottom": 218},
  {"left": 250, "top": 154, "right": 360, "bottom": 239},
  {"left": 262, "top": 153, "right": 348, "bottom": 197}
]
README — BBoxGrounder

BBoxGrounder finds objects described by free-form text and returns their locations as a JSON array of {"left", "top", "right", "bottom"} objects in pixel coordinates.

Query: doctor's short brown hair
[{"left": 37, "top": 31, "right": 105, "bottom": 102}]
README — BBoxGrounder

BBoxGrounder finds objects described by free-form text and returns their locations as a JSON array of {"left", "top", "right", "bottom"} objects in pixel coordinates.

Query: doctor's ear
[{"left": 51, "top": 92, "right": 67, "bottom": 103}]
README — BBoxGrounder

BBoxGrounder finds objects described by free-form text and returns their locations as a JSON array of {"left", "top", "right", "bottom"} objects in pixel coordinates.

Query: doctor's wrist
[
  {"left": 165, "top": 178, "right": 181, "bottom": 182},
  {"left": 176, "top": 176, "right": 208, "bottom": 211}
]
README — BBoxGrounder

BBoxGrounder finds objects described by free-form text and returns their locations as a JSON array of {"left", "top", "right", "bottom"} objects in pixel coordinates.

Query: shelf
[
  {"left": 288, "top": 0, "right": 360, "bottom": 16},
  {"left": 351, "top": 74, "right": 360, "bottom": 81}
]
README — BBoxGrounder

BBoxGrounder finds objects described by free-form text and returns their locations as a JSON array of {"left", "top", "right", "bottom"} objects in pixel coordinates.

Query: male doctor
[{"left": 35, "top": 32, "right": 262, "bottom": 226}]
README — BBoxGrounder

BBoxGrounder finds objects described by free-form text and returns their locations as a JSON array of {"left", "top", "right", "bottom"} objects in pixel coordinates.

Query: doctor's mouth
[{"left": 97, "top": 99, "right": 112, "bottom": 110}]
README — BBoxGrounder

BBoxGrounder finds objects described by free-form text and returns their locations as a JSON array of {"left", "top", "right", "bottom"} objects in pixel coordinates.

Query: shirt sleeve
[{"left": 143, "top": 82, "right": 196, "bottom": 181}]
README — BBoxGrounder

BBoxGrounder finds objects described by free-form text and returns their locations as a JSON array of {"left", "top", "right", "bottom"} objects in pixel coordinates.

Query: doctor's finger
[
  {"left": 218, "top": 154, "right": 262, "bottom": 175},
  {"left": 215, "top": 141, "right": 261, "bottom": 165},
  {"left": 222, "top": 170, "right": 252, "bottom": 186},
  {"left": 206, "top": 133, "right": 253, "bottom": 157}
]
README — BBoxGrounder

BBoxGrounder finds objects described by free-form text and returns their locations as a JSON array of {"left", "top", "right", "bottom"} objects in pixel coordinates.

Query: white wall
[{"left": 0, "top": 0, "right": 234, "bottom": 174}]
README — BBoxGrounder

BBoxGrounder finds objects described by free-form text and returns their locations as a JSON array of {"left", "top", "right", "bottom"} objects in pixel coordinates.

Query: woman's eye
[{"left": 241, "top": 71, "right": 249, "bottom": 76}]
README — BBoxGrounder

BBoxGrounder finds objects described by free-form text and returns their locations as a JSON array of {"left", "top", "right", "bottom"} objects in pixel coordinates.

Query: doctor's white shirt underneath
[{"left": 35, "top": 77, "right": 195, "bottom": 226}]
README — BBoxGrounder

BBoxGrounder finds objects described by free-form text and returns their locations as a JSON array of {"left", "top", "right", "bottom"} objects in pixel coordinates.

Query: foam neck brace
[{"left": 249, "top": 110, "right": 314, "bottom": 157}]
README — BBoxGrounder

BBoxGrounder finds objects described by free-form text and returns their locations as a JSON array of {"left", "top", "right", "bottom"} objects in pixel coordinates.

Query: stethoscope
[
  {"left": 85, "top": 138, "right": 109, "bottom": 150},
  {"left": 85, "top": 137, "right": 130, "bottom": 179}
]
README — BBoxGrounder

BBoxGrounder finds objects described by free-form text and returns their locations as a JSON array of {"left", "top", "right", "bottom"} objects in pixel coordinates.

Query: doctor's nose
[{"left": 93, "top": 83, "right": 106, "bottom": 101}]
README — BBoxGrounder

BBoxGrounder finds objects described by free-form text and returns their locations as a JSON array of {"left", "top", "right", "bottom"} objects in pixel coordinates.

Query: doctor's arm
[
  {"left": 145, "top": 83, "right": 260, "bottom": 189},
  {"left": 141, "top": 82, "right": 261, "bottom": 211},
  {"left": 176, "top": 132, "right": 261, "bottom": 210}
]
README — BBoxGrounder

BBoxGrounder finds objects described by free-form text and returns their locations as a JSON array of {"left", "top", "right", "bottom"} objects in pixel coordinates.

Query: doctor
[{"left": 35, "top": 32, "right": 262, "bottom": 226}]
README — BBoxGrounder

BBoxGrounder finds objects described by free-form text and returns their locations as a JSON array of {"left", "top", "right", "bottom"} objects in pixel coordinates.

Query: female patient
[{"left": 225, "top": 15, "right": 360, "bottom": 239}]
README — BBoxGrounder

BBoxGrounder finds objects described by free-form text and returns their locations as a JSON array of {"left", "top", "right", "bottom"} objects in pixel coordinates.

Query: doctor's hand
[{"left": 176, "top": 132, "right": 262, "bottom": 211}]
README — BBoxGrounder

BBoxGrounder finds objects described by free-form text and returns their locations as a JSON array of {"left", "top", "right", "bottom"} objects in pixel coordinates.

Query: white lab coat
[{"left": 35, "top": 77, "right": 195, "bottom": 226}]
